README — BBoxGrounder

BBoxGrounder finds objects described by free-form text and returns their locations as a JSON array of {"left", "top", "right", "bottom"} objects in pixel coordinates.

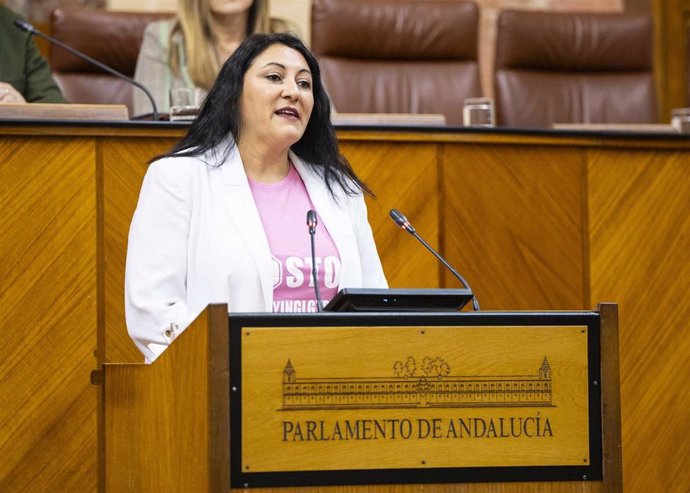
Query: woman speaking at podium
[{"left": 125, "top": 33, "right": 387, "bottom": 363}]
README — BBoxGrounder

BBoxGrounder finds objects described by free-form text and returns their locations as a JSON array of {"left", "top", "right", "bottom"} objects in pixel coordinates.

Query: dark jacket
[{"left": 0, "top": 5, "right": 65, "bottom": 103}]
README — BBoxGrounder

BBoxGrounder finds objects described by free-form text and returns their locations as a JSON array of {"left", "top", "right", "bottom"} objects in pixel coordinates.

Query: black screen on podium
[{"left": 323, "top": 288, "right": 473, "bottom": 312}]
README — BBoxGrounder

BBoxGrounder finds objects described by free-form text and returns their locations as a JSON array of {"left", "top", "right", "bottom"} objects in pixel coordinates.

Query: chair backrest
[
  {"left": 50, "top": 7, "right": 173, "bottom": 117},
  {"left": 311, "top": 0, "right": 481, "bottom": 125},
  {"left": 494, "top": 10, "right": 657, "bottom": 128},
  {"left": 687, "top": 23, "right": 690, "bottom": 106}
]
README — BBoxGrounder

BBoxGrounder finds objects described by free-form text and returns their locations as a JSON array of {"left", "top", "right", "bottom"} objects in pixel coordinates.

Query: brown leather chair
[
  {"left": 687, "top": 24, "right": 690, "bottom": 106},
  {"left": 311, "top": 0, "right": 481, "bottom": 125},
  {"left": 494, "top": 10, "right": 657, "bottom": 128},
  {"left": 49, "top": 7, "right": 173, "bottom": 117}
]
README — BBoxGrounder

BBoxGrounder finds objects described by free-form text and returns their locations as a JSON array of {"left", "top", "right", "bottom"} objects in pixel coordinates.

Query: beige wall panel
[
  {"left": 587, "top": 148, "right": 690, "bottom": 493},
  {"left": 442, "top": 144, "right": 586, "bottom": 310},
  {"left": 0, "top": 137, "right": 97, "bottom": 492},
  {"left": 102, "top": 137, "right": 178, "bottom": 363},
  {"left": 340, "top": 141, "right": 440, "bottom": 289},
  {"left": 270, "top": 0, "right": 312, "bottom": 45}
]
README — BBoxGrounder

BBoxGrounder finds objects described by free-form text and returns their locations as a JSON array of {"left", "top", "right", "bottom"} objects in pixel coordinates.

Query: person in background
[
  {"left": 132, "top": 0, "right": 296, "bottom": 117},
  {"left": 0, "top": 4, "right": 66, "bottom": 104},
  {"left": 125, "top": 33, "right": 387, "bottom": 362}
]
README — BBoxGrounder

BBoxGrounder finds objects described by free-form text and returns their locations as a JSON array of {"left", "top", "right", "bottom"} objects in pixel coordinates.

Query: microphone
[
  {"left": 306, "top": 210, "right": 324, "bottom": 312},
  {"left": 389, "top": 208, "right": 480, "bottom": 311},
  {"left": 14, "top": 19, "right": 159, "bottom": 120}
]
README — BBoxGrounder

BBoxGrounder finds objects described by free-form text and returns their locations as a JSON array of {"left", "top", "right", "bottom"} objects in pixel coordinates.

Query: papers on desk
[
  {"left": 332, "top": 113, "right": 446, "bottom": 126},
  {"left": 551, "top": 123, "right": 678, "bottom": 133},
  {"left": 0, "top": 103, "right": 129, "bottom": 121}
]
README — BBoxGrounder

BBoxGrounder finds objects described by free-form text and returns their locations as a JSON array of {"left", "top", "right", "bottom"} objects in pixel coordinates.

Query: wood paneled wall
[
  {"left": 1, "top": 125, "right": 688, "bottom": 492},
  {"left": 587, "top": 147, "right": 690, "bottom": 492},
  {"left": 442, "top": 143, "right": 587, "bottom": 310},
  {"left": 0, "top": 136, "right": 98, "bottom": 492}
]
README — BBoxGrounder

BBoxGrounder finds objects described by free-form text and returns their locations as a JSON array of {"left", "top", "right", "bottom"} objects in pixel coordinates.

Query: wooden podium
[{"left": 98, "top": 304, "right": 622, "bottom": 492}]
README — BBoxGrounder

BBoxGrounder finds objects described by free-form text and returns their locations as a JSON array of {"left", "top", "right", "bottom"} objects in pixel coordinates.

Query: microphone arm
[
  {"left": 390, "top": 209, "right": 480, "bottom": 311},
  {"left": 14, "top": 19, "right": 159, "bottom": 121},
  {"left": 306, "top": 210, "right": 324, "bottom": 312}
]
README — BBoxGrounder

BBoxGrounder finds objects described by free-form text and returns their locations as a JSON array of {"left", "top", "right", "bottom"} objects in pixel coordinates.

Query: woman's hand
[{"left": 0, "top": 83, "right": 27, "bottom": 104}]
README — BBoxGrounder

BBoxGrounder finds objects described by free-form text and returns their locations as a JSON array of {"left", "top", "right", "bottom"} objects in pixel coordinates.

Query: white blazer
[{"left": 125, "top": 143, "right": 388, "bottom": 362}]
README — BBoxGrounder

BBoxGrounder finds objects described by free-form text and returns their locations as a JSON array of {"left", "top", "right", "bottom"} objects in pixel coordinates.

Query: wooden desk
[{"left": 1, "top": 121, "right": 688, "bottom": 492}]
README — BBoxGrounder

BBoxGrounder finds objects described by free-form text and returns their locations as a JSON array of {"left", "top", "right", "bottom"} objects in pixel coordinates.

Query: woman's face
[
  {"left": 238, "top": 43, "right": 314, "bottom": 150},
  {"left": 209, "top": 0, "right": 254, "bottom": 18}
]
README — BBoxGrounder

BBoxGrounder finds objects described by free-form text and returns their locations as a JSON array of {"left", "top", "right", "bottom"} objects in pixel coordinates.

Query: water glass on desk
[
  {"left": 462, "top": 97, "right": 494, "bottom": 127},
  {"left": 169, "top": 87, "right": 202, "bottom": 121},
  {"left": 671, "top": 108, "right": 690, "bottom": 133}
]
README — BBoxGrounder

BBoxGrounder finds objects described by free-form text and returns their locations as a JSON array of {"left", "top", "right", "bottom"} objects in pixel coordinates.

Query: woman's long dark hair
[{"left": 156, "top": 32, "right": 370, "bottom": 198}]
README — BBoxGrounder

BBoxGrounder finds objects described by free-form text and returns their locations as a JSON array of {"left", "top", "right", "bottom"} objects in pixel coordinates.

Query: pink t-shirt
[{"left": 248, "top": 165, "right": 341, "bottom": 312}]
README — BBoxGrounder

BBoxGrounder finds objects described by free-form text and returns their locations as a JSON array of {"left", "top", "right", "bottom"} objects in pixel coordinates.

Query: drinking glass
[
  {"left": 671, "top": 107, "right": 690, "bottom": 133},
  {"left": 462, "top": 97, "right": 494, "bottom": 127},
  {"left": 169, "top": 87, "right": 202, "bottom": 121}
]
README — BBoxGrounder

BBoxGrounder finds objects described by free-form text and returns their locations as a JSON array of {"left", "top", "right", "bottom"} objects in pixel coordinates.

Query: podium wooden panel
[{"left": 101, "top": 303, "right": 621, "bottom": 492}]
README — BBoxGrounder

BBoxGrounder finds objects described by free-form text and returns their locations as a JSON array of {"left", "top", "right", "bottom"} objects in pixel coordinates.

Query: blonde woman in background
[{"left": 133, "top": 0, "right": 295, "bottom": 117}]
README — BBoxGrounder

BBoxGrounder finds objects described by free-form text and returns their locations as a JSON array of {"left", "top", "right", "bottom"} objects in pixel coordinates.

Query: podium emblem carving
[{"left": 281, "top": 356, "right": 553, "bottom": 410}]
